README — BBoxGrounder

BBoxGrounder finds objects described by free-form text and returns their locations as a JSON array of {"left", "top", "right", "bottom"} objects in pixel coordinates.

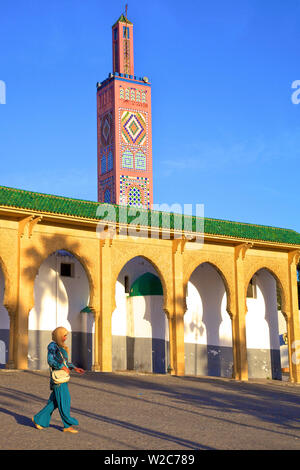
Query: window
[
  {"left": 113, "top": 28, "right": 118, "bottom": 40},
  {"left": 60, "top": 263, "right": 74, "bottom": 278},
  {"left": 104, "top": 188, "right": 111, "bottom": 203},
  {"left": 123, "top": 26, "right": 129, "bottom": 39},
  {"left": 101, "top": 155, "right": 107, "bottom": 174},
  {"left": 107, "top": 151, "right": 113, "bottom": 171},
  {"left": 247, "top": 277, "right": 257, "bottom": 298}
]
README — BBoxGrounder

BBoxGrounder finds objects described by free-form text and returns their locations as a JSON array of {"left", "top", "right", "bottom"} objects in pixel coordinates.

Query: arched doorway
[
  {"left": 0, "top": 265, "right": 9, "bottom": 368},
  {"left": 28, "top": 250, "right": 93, "bottom": 370},
  {"left": 245, "top": 268, "right": 283, "bottom": 380},
  {"left": 184, "top": 262, "right": 233, "bottom": 377},
  {"left": 112, "top": 256, "right": 169, "bottom": 373}
]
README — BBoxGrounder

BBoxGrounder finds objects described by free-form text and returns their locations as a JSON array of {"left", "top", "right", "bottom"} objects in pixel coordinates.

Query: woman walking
[{"left": 32, "top": 326, "right": 84, "bottom": 433}]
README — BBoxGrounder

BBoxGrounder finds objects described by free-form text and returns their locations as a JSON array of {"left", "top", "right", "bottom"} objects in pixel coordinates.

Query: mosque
[{"left": 0, "top": 13, "right": 300, "bottom": 382}]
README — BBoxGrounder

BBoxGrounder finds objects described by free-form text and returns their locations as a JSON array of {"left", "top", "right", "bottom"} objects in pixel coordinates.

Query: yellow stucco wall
[{"left": 0, "top": 206, "right": 300, "bottom": 382}]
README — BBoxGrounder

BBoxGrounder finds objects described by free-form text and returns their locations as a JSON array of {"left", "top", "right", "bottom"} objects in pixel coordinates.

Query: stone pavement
[{"left": 0, "top": 369, "right": 300, "bottom": 450}]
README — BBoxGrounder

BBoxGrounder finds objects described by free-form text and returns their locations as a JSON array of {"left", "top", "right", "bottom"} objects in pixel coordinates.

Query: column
[
  {"left": 169, "top": 238, "right": 186, "bottom": 376},
  {"left": 287, "top": 250, "right": 300, "bottom": 383},
  {"left": 231, "top": 243, "right": 252, "bottom": 381},
  {"left": 98, "top": 238, "right": 114, "bottom": 372}
]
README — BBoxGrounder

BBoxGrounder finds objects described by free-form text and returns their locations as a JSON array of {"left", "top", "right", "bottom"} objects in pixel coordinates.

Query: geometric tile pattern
[
  {"left": 107, "top": 151, "right": 113, "bottom": 171},
  {"left": 135, "top": 151, "right": 146, "bottom": 170},
  {"left": 119, "top": 175, "right": 150, "bottom": 209},
  {"left": 99, "top": 175, "right": 115, "bottom": 204},
  {"left": 119, "top": 87, "right": 147, "bottom": 104},
  {"left": 99, "top": 145, "right": 114, "bottom": 175},
  {"left": 121, "top": 111, "right": 147, "bottom": 146},
  {"left": 100, "top": 112, "right": 113, "bottom": 147},
  {"left": 122, "top": 150, "right": 134, "bottom": 169},
  {"left": 128, "top": 186, "right": 142, "bottom": 206},
  {"left": 104, "top": 188, "right": 111, "bottom": 203}
]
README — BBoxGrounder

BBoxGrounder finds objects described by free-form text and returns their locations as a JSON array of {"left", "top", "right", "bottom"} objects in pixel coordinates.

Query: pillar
[
  {"left": 98, "top": 238, "right": 114, "bottom": 372},
  {"left": 169, "top": 238, "right": 186, "bottom": 376},
  {"left": 287, "top": 250, "right": 300, "bottom": 383},
  {"left": 231, "top": 243, "right": 252, "bottom": 381}
]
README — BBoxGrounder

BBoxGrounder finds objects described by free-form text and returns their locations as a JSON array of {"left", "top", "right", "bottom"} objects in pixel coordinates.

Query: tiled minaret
[{"left": 97, "top": 13, "right": 153, "bottom": 209}]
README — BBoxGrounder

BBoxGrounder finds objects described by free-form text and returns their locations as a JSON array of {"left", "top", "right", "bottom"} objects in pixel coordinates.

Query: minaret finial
[{"left": 125, "top": 4, "right": 128, "bottom": 21}]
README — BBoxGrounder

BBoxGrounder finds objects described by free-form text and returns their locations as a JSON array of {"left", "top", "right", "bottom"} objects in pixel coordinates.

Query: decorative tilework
[
  {"left": 119, "top": 87, "right": 147, "bottom": 104},
  {"left": 99, "top": 175, "right": 115, "bottom": 204},
  {"left": 101, "top": 155, "right": 106, "bottom": 174},
  {"left": 100, "top": 111, "right": 113, "bottom": 147},
  {"left": 121, "top": 111, "right": 147, "bottom": 146},
  {"left": 119, "top": 175, "right": 150, "bottom": 209},
  {"left": 128, "top": 186, "right": 142, "bottom": 206},
  {"left": 99, "top": 146, "right": 113, "bottom": 175},
  {"left": 122, "top": 150, "right": 134, "bottom": 168},
  {"left": 107, "top": 151, "right": 113, "bottom": 171},
  {"left": 135, "top": 151, "right": 146, "bottom": 170},
  {"left": 104, "top": 188, "right": 111, "bottom": 203}
]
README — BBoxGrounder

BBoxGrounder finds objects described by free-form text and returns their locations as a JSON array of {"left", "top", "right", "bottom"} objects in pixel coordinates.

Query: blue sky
[{"left": 1, "top": 0, "right": 300, "bottom": 232}]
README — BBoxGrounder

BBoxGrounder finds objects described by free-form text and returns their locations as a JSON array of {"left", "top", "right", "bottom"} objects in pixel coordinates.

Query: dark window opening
[{"left": 60, "top": 263, "right": 74, "bottom": 278}]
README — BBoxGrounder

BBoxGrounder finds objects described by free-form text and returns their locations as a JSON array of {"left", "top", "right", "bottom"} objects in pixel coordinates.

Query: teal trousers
[{"left": 34, "top": 382, "right": 78, "bottom": 429}]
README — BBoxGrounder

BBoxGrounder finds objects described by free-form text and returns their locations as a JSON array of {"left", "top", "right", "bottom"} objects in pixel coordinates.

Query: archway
[
  {"left": 0, "top": 265, "right": 9, "bottom": 368},
  {"left": 28, "top": 250, "right": 93, "bottom": 370},
  {"left": 245, "top": 268, "right": 283, "bottom": 380},
  {"left": 112, "top": 256, "right": 169, "bottom": 373},
  {"left": 184, "top": 262, "right": 233, "bottom": 377}
]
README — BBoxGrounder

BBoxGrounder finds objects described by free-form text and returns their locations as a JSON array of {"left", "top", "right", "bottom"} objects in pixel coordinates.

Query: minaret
[{"left": 97, "top": 12, "right": 153, "bottom": 210}]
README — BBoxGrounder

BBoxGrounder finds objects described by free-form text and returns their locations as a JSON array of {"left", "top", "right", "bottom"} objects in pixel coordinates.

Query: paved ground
[{"left": 0, "top": 369, "right": 300, "bottom": 450}]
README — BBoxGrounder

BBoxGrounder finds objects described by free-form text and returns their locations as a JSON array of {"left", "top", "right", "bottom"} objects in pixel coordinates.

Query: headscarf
[{"left": 52, "top": 326, "right": 69, "bottom": 357}]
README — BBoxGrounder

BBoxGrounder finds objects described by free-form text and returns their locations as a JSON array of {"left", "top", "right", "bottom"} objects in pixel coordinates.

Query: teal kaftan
[{"left": 33, "top": 341, "right": 78, "bottom": 429}]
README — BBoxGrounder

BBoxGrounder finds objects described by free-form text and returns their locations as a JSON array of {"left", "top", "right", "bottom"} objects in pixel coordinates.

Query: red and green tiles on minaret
[{"left": 97, "top": 12, "right": 153, "bottom": 210}]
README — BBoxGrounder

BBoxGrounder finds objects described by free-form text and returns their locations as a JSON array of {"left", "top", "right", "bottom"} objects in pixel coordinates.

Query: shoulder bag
[{"left": 50, "top": 347, "right": 70, "bottom": 385}]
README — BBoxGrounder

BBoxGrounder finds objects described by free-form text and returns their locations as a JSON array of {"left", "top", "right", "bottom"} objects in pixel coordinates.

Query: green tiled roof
[
  {"left": 112, "top": 14, "right": 133, "bottom": 27},
  {"left": 0, "top": 185, "right": 300, "bottom": 246}
]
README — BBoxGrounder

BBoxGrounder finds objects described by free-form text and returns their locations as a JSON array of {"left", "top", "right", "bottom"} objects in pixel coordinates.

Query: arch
[
  {"left": 244, "top": 264, "right": 287, "bottom": 318},
  {"left": 184, "top": 261, "right": 233, "bottom": 377},
  {"left": 184, "top": 260, "right": 233, "bottom": 318},
  {"left": 112, "top": 255, "right": 169, "bottom": 373},
  {"left": 112, "top": 253, "right": 170, "bottom": 316},
  {"left": 245, "top": 267, "right": 284, "bottom": 380},
  {"left": 28, "top": 249, "right": 93, "bottom": 370},
  {"left": 28, "top": 242, "right": 96, "bottom": 315}
]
